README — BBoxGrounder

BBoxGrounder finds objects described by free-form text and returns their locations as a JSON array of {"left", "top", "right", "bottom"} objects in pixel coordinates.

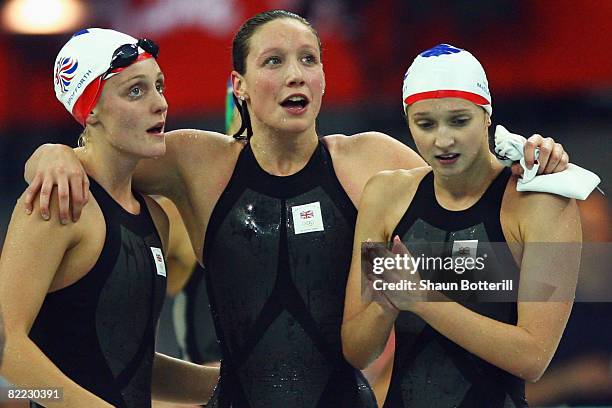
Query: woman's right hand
[{"left": 23, "top": 144, "right": 89, "bottom": 224}]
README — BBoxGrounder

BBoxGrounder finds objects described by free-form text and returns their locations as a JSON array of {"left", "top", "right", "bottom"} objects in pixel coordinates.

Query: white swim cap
[
  {"left": 402, "top": 44, "right": 492, "bottom": 116},
  {"left": 54, "top": 28, "right": 155, "bottom": 125}
]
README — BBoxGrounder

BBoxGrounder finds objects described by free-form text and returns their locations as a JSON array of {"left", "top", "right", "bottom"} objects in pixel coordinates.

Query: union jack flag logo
[
  {"left": 300, "top": 210, "right": 314, "bottom": 219},
  {"left": 55, "top": 57, "right": 79, "bottom": 93},
  {"left": 457, "top": 247, "right": 471, "bottom": 256}
]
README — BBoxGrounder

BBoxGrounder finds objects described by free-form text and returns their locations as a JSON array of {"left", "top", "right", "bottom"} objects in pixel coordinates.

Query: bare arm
[
  {"left": 0, "top": 303, "right": 5, "bottom": 368},
  {"left": 0, "top": 194, "right": 113, "bottom": 407},
  {"left": 344, "top": 130, "right": 568, "bottom": 175},
  {"left": 151, "top": 353, "right": 218, "bottom": 404},
  {"left": 406, "top": 193, "right": 581, "bottom": 381},
  {"left": 341, "top": 173, "right": 402, "bottom": 370},
  {"left": 327, "top": 131, "right": 567, "bottom": 207},
  {"left": 22, "top": 129, "right": 225, "bottom": 222}
]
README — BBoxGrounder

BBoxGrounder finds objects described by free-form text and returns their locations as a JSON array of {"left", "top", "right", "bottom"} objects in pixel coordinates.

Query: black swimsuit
[
  {"left": 29, "top": 178, "right": 166, "bottom": 408},
  {"left": 383, "top": 168, "right": 528, "bottom": 408},
  {"left": 203, "top": 142, "right": 376, "bottom": 407}
]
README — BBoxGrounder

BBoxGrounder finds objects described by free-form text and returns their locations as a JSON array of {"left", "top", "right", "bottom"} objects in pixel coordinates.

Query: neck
[
  {"left": 75, "top": 136, "right": 139, "bottom": 207},
  {"left": 249, "top": 124, "right": 319, "bottom": 176},
  {"left": 434, "top": 151, "right": 504, "bottom": 206}
]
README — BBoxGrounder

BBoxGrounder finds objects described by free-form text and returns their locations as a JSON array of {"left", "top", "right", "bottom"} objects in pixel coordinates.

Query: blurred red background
[{"left": 0, "top": 0, "right": 610, "bottom": 129}]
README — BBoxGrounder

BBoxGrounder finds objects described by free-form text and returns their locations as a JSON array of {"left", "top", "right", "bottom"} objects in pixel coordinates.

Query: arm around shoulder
[
  {"left": 23, "top": 144, "right": 88, "bottom": 224},
  {"left": 133, "top": 129, "right": 237, "bottom": 198}
]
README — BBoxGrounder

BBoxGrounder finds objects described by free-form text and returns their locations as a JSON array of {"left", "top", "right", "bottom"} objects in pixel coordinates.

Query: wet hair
[{"left": 231, "top": 10, "right": 322, "bottom": 140}]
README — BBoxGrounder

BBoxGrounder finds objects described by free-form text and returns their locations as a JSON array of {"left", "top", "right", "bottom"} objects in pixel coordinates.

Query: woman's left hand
[{"left": 363, "top": 236, "right": 426, "bottom": 311}]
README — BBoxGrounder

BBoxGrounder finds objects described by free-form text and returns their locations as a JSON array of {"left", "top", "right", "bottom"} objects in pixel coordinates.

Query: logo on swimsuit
[
  {"left": 55, "top": 57, "right": 79, "bottom": 93},
  {"left": 292, "top": 202, "right": 324, "bottom": 234},
  {"left": 420, "top": 44, "right": 462, "bottom": 58},
  {"left": 451, "top": 240, "right": 478, "bottom": 274},
  {"left": 150, "top": 247, "right": 166, "bottom": 277},
  {"left": 300, "top": 210, "right": 314, "bottom": 219},
  {"left": 457, "top": 247, "right": 471, "bottom": 256}
]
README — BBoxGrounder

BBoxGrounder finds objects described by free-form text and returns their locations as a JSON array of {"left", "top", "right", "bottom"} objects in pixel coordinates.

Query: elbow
[
  {"left": 341, "top": 326, "right": 370, "bottom": 371},
  {"left": 0, "top": 334, "right": 20, "bottom": 376},
  {"left": 521, "top": 361, "right": 548, "bottom": 383},
  {"left": 517, "top": 351, "right": 551, "bottom": 383},
  {"left": 342, "top": 348, "right": 369, "bottom": 371}
]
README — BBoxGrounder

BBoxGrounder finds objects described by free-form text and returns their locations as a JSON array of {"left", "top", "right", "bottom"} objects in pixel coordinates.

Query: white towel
[{"left": 494, "top": 125, "right": 601, "bottom": 200}]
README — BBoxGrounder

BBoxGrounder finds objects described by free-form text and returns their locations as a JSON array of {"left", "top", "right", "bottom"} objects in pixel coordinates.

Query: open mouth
[
  {"left": 435, "top": 153, "right": 460, "bottom": 159},
  {"left": 435, "top": 153, "right": 460, "bottom": 163},
  {"left": 147, "top": 122, "right": 165, "bottom": 134},
  {"left": 280, "top": 95, "right": 309, "bottom": 110}
]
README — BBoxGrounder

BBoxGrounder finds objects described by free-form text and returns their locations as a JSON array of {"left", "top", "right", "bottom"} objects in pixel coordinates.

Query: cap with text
[{"left": 54, "top": 28, "right": 150, "bottom": 125}]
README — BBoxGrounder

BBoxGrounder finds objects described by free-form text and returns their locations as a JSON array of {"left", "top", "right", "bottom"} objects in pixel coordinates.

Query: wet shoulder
[
  {"left": 501, "top": 175, "right": 578, "bottom": 243},
  {"left": 359, "top": 167, "right": 431, "bottom": 239},
  {"left": 14, "top": 187, "right": 104, "bottom": 246},
  {"left": 322, "top": 132, "right": 399, "bottom": 159},
  {"left": 165, "top": 129, "right": 245, "bottom": 191},
  {"left": 364, "top": 167, "right": 431, "bottom": 207},
  {"left": 165, "top": 129, "right": 244, "bottom": 164},
  {"left": 322, "top": 132, "right": 425, "bottom": 174}
]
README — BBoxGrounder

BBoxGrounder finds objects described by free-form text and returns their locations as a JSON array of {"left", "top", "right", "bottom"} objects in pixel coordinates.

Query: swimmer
[
  {"left": 22, "top": 13, "right": 569, "bottom": 408},
  {"left": 0, "top": 28, "right": 217, "bottom": 407},
  {"left": 342, "top": 44, "right": 581, "bottom": 407}
]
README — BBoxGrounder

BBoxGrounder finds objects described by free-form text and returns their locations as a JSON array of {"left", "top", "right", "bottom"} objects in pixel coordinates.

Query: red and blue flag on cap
[{"left": 55, "top": 57, "right": 79, "bottom": 93}]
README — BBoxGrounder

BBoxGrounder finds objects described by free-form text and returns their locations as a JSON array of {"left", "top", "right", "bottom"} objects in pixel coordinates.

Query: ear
[
  {"left": 85, "top": 109, "right": 99, "bottom": 126},
  {"left": 231, "top": 70, "right": 248, "bottom": 101},
  {"left": 484, "top": 112, "right": 491, "bottom": 127}
]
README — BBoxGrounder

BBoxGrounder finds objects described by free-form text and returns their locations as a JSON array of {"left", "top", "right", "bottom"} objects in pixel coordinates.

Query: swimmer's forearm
[
  {"left": 342, "top": 302, "right": 398, "bottom": 370},
  {"left": 411, "top": 301, "right": 568, "bottom": 382},
  {"left": 0, "top": 334, "right": 113, "bottom": 407},
  {"left": 151, "top": 352, "right": 219, "bottom": 404}
]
